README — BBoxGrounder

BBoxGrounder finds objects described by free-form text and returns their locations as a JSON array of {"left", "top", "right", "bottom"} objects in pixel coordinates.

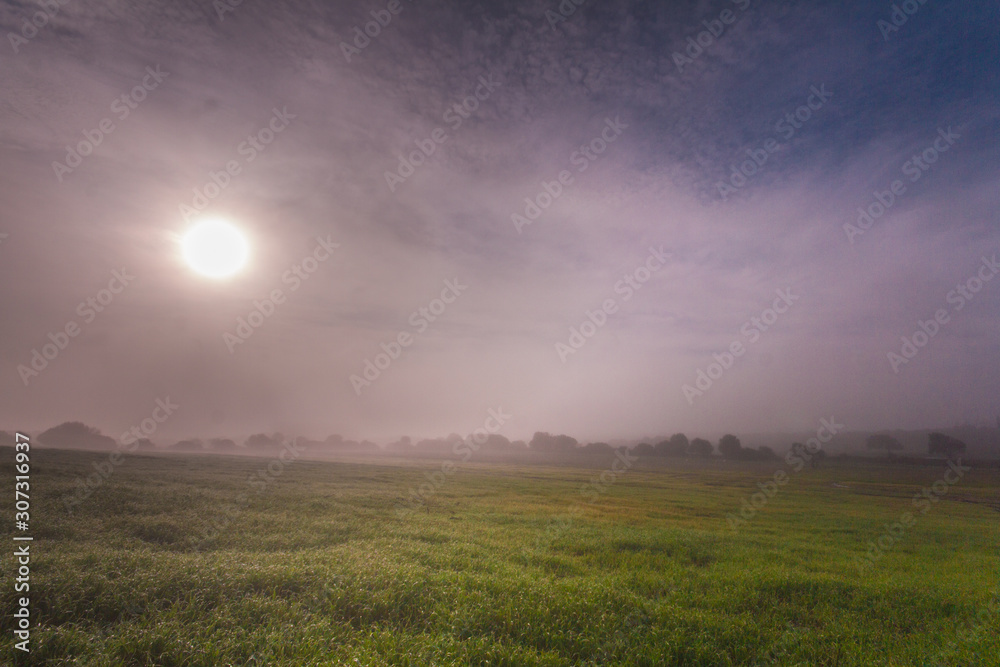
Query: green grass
[{"left": 1, "top": 449, "right": 998, "bottom": 665}]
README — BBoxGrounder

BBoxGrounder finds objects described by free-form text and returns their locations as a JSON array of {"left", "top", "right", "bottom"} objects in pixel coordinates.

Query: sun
[{"left": 181, "top": 219, "right": 249, "bottom": 279}]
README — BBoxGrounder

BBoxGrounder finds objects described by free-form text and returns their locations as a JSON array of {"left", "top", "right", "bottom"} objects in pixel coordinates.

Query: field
[{"left": 2, "top": 448, "right": 998, "bottom": 666}]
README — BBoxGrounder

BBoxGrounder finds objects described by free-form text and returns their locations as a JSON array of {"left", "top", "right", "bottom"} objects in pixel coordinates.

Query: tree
[
  {"left": 245, "top": 433, "right": 284, "bottom": 451},
  {"left": 583, "top": 442, "right": 614, "bottom": 456},
  {"left": 529, "top": 432, "right": 578, "bottom": 452},
  {"left": 757, "top": 446, "right": 779, "bottom": 461},
  {"left": 210, "top": 438, "right": 237, "bottom": 451},
  {"left": 927, "top": 432, "right": 967, "bottom": 459},
  {"left": 788, "top": 442, "right": 826, "bottom": 468},
  {"left": 656, "top": 433, "right": 689, "bottom": 457},
  {"left": 386, "top": 436, "right": 413, "bottom": 453},
  {"left": 634, "top": 442, "right": 655, "bottom": 456},
  {"left": 295, "top": 437, "right": 323, "bottom": 452},
  {"left": 718, "top": 434, "right": 743, "bottom": 459},
  {"left": 135, "top": 438, "right": 156, "bottom": 450},
  {"left": 811, "top": 449, "right": 828, "bottom": 468},
  {"left": 690, "top": 438, "right": 714, "bottom": 458},
  {"left": 866, "top": 434, "right": 903, "bottom": 458},
  {"left": 325, "top": 434, "right": 371, "bottom": 451},
  {"left": 38, "top": 422, "right": 116, "bottom": 449},
  {"left": 482, "top": 434, "right": 512, "bottom": 451}
]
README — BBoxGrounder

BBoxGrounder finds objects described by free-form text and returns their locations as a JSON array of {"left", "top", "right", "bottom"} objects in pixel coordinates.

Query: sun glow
[{"left": 181, "top": 219, "right": 249, "bottom": 279}]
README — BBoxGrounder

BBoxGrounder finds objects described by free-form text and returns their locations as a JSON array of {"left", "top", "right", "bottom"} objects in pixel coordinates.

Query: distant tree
[
  {"left": 788, "top": 442, "right": 826, "bottom": 468},
  {"left": 656, "top": 433, "right": 689, "bottom": 457},
  {"left": 509, "top": 440, "right": 529, "bottom": 451},
  {"left": 690, "top": 438, "right": 714, "bottom": 458},
  {"left": 210, "top": 438, "right": 237, "bottom": 452},
  {"left": 135, "top": 438, "right": 156, "bottom": 450},
  {"left": 529, "top": 432, "right": 550, "bottom": 451},
  {"left": 323, "top": 434, "right": 347, "bottom": 449},
  {"left": 634, "top": 442, "right": 655, "bottom": 456},
  {"left": 866, "top": 434, "right": 903, "bottom": 458},
  {"left": 927, "top": 432, "right": 967, "bottom": 459},
  {"left": 245, "top": 433, "right": 284, "bottom": 451},
  {"left": 550, "top": 434, "right": 578, "bottom": 451},
  {"left": 482, "top": 434, "right": 512, "bottom": 451},
  {"left": 583, "top": 442, "right": 614, "bottom": 456},
  {"left": 386, "top": 436, "right": 413, "bottom": 452},
  {"left": 0, "top": 431, "right": 13, "bottom": 445},
  {"left": 295, "top": 437, "right": 323, "bottom": 452},
  {"left": 529, "top": 432, "right": 578, "bottom": 452},
  {"left": 811, "top": 449, "right": 828, "bottom": 468},
  {"left": 38, "top": 422, "right": 116, "bottom": 449},
  {"left": 757, "top": 446, "right": 779, "bottom": 461},
  {"left": 172, "top": 439, "right": 204, "bottom": 451},
  {"left": 718, "top": 434, "right": 743, "bottom": 459}
]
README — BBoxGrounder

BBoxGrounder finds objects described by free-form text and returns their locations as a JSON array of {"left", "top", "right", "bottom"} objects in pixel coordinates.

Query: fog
[{"left": 2, "top": 0, "right": 998, "bottom": 444}]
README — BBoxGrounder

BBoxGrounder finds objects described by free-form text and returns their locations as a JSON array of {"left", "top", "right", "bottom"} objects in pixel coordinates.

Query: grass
[{"left": 1, "top": 448, "right": 998, "bottom": 665}]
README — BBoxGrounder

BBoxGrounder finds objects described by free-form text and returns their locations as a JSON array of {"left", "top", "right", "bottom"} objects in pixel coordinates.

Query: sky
[{"left": 1, "top": 0, "right": 998, "bottom": 444}]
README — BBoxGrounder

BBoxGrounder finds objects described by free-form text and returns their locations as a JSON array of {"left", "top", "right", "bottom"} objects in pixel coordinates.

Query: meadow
[{"left": 1, "top": 448, "right": 998, "bottom": 666}]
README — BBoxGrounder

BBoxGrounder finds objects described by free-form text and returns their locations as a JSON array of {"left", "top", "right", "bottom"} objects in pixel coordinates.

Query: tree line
[{"left": 7, "top": 422, "right": 971, "bottom": 461}]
